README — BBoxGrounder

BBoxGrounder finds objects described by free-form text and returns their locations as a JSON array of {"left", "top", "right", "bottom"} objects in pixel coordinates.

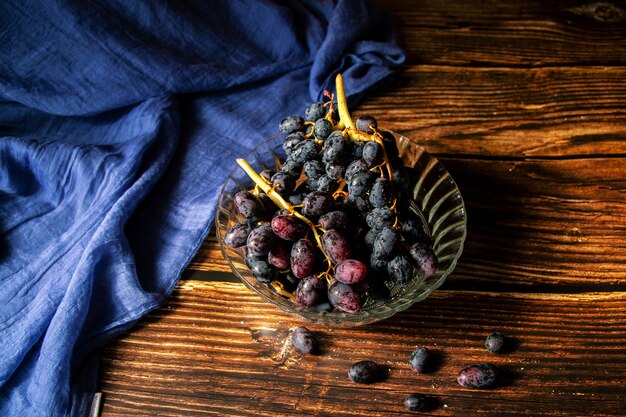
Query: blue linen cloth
[{"left": 0, "top": 0, "right": 404, "bottom": 415}]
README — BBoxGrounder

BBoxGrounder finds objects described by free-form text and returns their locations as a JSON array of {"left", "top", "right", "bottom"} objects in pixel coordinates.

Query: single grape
[
  {"left": 291, "top": 140, "right": 319, "bottom": 164},
  {"left": 372, "top": 227, "right": 399, "bottom": 260},
  {"left": 485, "top": 331, "right": 507, "bottom": 353},
  {"left": 364, "top": 228, "right": 380, "bottom": 247},
  {"left": 366, "top": 207, "right": 395, "bottom": 230},
  {"left": 283, "top": 132, "right": 304, "bottom": 155},
  {"left": 279, "top": 115, "right": 305, "bottom": 134},
  {"left": 345, "top": 159, "right": 368, "bottom": 181},
  {"left": 318, "top": 210, "right": 350, "bottom": 232},
  {"left": 362, "top": 141, "right": 383, "bottom": 168},
  {"left": 295, "top": 276, "right": 327, "bottom": 308},
  {"left": 234, "top": 190, "right": 265, "bottom": 219},
  {"left": 315, "top": 175, "right": 336, "bottom": 192},
  {"left": 348, "top": 171, "right": 376, "bottom": 198},
  {"left": 280, "top": 159, "right": 302, "bottom": 177},
  {"left": 355, "top": 115, "right": 377, "bottom": 133},
  {"left": 291, "top": 238, "right": 316, "bottom": 278},
  {"left": 303, "top": 160, "right": 325, "bottom": 180},
  {"left": 314, "top": 118, "right": 333, "bottom": 140},
  {"left": 223, "top": 220, "right": 255, "bottom": 248},
  {"left": 325, "top": 162, "right": 346, "bottom": 180},
  {"left": 404, "top": 394, "right": 429, "bottom": 412},
  {"left": 322, "top": 229, "right": 351, "bottom": 264},
  {"left": 409, "top": 347, "right": 431, "bottom": 373},
  {"left": 409, "top": 243, "right": 438, "bottom": 277},
  {"left": 322, "top": 134, "right": 349, "bottom": 164},
  {"left": 401, "top": 217, "right": 431, "bottom": 246},
  {"left": 328, "top": 281, "right": 363, "bottom": 313},
  {"left": 271, "top": 172, "right": 296, "bottom": 194},
  {"left": 244, "top": 250, "right": 264, "bottom": 268},
  {"left": 387, "top": 254, "right": 415, "bottom": 285},
  {"left": 369, "top": 177, "right": 392, "bottom": 208},
  {"left": 348, "top": 360, "right": 380, "bottom": 383},
  {"left": 268, "top": 243, "right": 290, "bottom": 270},
  {"left": 246, "top": 224, "right": 276, "bottom": 256},
  {"left": 351, "top": 141, "right": 365, "bottom": 160},
  {"left": 369, "top": 253, "right": 387, "bottom": 272},
  {"left": 291, "top": 327, "right": 318, "bottom": 354},
  {"left": 392, "top": 164, "right": 410, "bottom": 194},
  {"left": 305, "top": 102, "right": 325, "bottom": 122},
  {"left": 302, "top": 191, "right": 334, "bottom": 218},
  {"left": 335, "top": 259, "right": 368, "bottom": 284},
  {"left": 457, "top": 364, "right": 499, "bottom": 389},
  {"left": 288, "top": 191, "right": 306, "bottom": 205},
  {"left": 346, "top": 195, "right": 371, "bottom": 212},
  {"left": 250, "top": 259, "right": 274, "bottom": 283},
  {"left": 381, "top": 131, "right": 399, "bottom": 159}
]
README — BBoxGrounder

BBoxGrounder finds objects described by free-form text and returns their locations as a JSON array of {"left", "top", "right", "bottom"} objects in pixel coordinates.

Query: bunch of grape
[{"left": 224, "top": 81, "right": 438, "bottom": 314}]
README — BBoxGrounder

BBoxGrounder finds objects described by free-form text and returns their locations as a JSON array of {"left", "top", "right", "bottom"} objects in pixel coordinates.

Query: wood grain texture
[
  {"left": 99, "top": 281, "right": 626, "bottom": 417},
  {"left": 381, "top": 0, "right": 626, "bottom": 66},
  {"left": 355, "top": 66, "right": 626, "bottom": 158}
]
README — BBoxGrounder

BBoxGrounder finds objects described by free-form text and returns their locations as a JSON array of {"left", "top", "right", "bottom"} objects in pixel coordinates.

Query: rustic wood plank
[
  {"left": 99, "top": 281, "right": 626, "bottom": 417},
  {"left": 356, "top": 66, "right": 626, "bottom": 158},
  {"left": 380, "top": 0, "right": 626, "bottom": 66}
]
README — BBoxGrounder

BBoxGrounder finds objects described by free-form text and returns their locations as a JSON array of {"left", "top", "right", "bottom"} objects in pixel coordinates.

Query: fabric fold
[{"left": 0, "top": 1, "right": 405, "bottom": 415}]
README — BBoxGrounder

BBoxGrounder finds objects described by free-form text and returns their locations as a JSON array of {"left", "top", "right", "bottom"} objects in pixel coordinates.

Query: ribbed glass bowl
[{"left": 215, "top": 131, "right": 466, "bottom": 327}]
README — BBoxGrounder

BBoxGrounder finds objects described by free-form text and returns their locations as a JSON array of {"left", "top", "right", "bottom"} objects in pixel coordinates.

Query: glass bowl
[{"left": 215, "top": 131, "right": 466, "bottom": 327}]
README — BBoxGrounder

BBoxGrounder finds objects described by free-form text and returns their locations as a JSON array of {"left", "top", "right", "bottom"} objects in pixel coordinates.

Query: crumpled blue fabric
[{"left": 0, "top": 0, "right": 405, "bottom": 415}]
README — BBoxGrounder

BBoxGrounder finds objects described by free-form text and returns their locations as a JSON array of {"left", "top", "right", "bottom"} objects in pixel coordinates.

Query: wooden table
[{"left": 98, "top": 1, "right": 626, "bottom": 415}]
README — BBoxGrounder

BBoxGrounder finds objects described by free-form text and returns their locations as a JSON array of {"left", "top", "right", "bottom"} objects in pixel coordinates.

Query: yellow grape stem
[
  {"left": 236, "top": 158, "right": 331, "bottom": 263},
  {"left": 335, "top": 73, "right": 356, "bottom": 131}
]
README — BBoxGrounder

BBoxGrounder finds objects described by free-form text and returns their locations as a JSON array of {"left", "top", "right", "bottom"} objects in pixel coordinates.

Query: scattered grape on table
[{"left": 223, "top": 74, "right": 439, "bottom": 314}]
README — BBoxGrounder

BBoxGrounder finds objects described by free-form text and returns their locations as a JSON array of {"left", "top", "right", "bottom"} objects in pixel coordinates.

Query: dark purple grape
[
  {"left": 244, "top": 250, "right": 264, "bottom": 268},
  {"left": 318, "top": 211, "right": 350, "bottom": 232},
  {"left": 302, "top": 191, "right": 333, "bottom": 218},
  {"left": 392, "top": 165, "right": 410, "bottom": 194},
  {"left": 372, "top": 227, "right": 399, "bottom": 260},
  {"left": 401, "top": 218, "right": 431, "bottom": 245},
  {"left": 305, "top": 102, "right": 325, "bottom": 122},
  {"left": 409, "top": 347, "right": 431, "bottom": 373},
  {"left": 287, "top": 191, "right": 306, "bottom": 205},
  {"left": 409, "top": 243, "right": 438, "bottom": 277},
  {"left": 322, "top": 229, "right": 351, "bottom": 264},
  {"left": 291, "top": 238, "right": 316, "bottom": 278},
  {"left": 322, "top": 134, "right": 349, "bottom": 164},
  {"left": 234, "top": 190, "right": 265, "bottom": 219},
  {"left": 303, "top": 160, "right": 325, "bottom": 180},
  {"left": 280, "top": 159, "right": 302, "bottom": 177},
  {"left": 329, "top": 281, "right": 364, "bottom": 313},
  {"left": 246, "top": 224, "right": 276, "bottom": 256},
  {"left": 291, "top": 140, "right": 319, "bottom": 164},
  {"left": 279, "top": 115, "right": 305, "bottom": 134},
  {"left": 291, "top": 327, "right": 318, "bottom": 354},
  {"left": 346, "top": 195, "right": 371, "bottom": 212},
  {"left": 283, "top": 132, "right": 304, "bottom": 155},
  {"left": 387, "top": 254, "right": 415, "bottom": 285},
  {"left": 271, "top": 214, "right": 307, "bottom": 241},
  {"left": 355, "top": 115, "right": 377, "bottom": 133},
  {"left": 224, "top": 221, "right": 255, "bottom": 248},
  {"left": 348, "top": 171, "right": 376, "bottom": 198},
  {"left": 250, "top": 260, "right": 274, "bottom": 283},
  {"left": 296, "top": 276, "right": 327, "bottom": 308},
  {"left": 369, "top": 253, "right": 387, "bottom": 272},
  {"left": 404, "top": 394, "right": 429, "bottom": 412},
  {"left": 335, "top": 259, "right": 368, "bottom": 284},
  {"left": 485, "top": 331, "right": 506, "bottom": 354},
  {"left": 345, "top": 159, "right": 368, "bottom": 181},
  {"left": 315, "top": 175, "right": 336, "bottom": 192},
  {"left": 271, "top": 172, "right": 296, "bottom": 194},
  {"left": 364, "top": 228, "right": 380, "bottom": 247},
  {"left": 268, "top": 243, "right": 290, "bottom": 270},
  {"left": 314, "top": 118, "right": 333, "bottom": 140},
  {"left": 348, "top": 360, "right": 380, "bottom": 383},
  {"left": 351, "top": 141, "right": 365, "bottom": 160},
  {"left": 366, "top": 207, "right": 395, "bottom": 230},
  {"left": 325, "top": 162, "right": 346, "bottom": 180},
  {"left": 381, "top": 131, "right": 399, "bottom": 159},
  {"left": 362, "top": 141, "right": 383, "bottom": 168},
  {"left": 457, "top": 363, "right": 499, "bottom": 389},
  {"left": 369, "top": 178, "right": 391, "bottom": 208}
]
